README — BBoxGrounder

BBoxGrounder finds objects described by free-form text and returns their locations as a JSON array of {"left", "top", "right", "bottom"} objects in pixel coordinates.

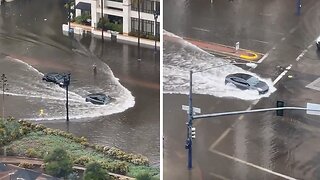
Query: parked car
[
  {"left": 42, "top": 72, "right": 66, "bottom": 86},
  {"left": 225, "top": 73, "right": 269, "bottom": 94},
  {"left": 85, "top": 93, "right": 111, "bottom": 105},
  {"left": 316, "top": 35, "right": 320, "bottom": 50}
]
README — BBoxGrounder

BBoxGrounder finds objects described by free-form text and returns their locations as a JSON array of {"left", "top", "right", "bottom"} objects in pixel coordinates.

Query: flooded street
[
  {"left": 0, "top": 0, "right": 159, "bottom": 165},
  {"left": 164, "top": 0, "right": 320, "bottom": 179}
]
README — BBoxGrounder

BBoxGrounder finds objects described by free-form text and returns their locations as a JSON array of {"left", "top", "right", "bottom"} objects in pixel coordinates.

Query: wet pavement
[
  {"left": 164, "top": 0, "right": 320, "bottom": 179},
  {"left": 0, "top": 0, "right": 159, "bottom": 165}
]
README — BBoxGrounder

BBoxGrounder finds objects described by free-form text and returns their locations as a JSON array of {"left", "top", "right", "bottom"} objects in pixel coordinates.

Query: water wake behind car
[
  {"left": 163, "top": 31, "right": 276, "bottom": 100},
  {"left": 0, "top": 55, "right": 135, "bottom": 121}
]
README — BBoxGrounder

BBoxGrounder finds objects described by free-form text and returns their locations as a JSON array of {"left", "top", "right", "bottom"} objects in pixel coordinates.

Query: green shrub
[
  {"left": 73, "top": 156, "right": 92, "bottom": 166},
  {"left": 26, "top": 148, "right": 40, "bottom": 158},
  {"left": 44, "top": 148, "right": 73, "bottom": 178},
  {"left": 97, "top": 18, "right": 123, "bottom": 33},
  {"left": 74, "top": 14, "right": 91, "bottom": 25},
  {"left": 136, "top": 172, "right": 152, "bottom": 180},
  {"left": 84, "top": 162, "right": 111, "bottom": 180}
]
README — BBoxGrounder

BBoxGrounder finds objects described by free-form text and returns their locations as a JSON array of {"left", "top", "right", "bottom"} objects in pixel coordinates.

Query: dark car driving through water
[
  {"left": 42, "top": 72, "right": 66, "bottom": 86},
  {"left": 225, "top": 73, "right": 269, "bottom": 94},
  {"left": 85, "top": 93, "right": 111, "bottom": 105}
]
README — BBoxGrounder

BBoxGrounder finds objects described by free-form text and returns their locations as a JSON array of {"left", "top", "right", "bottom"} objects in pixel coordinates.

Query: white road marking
[
  {"left": 192, "top": 27, "right": 210, "bottom": 32},
  {"left": 281, "top": 37, "right": 286, "bottom": 41},
  {"left": 209, "top": 128, "right": 231, "bottom": 150},
  {"left": 209, "top": 172, "right": 230, "bottom": 180},
  {"left": 308, "top": 44, "right": 313, "bottom": 49},
  {"left": 296, "top": 49, "right": 308, "bottom": 61},
  {"left": 250, "top": 39, "right": 269, "bottom": 44},
  {"left": 289, "top": 27, "right": 297, "bottom": 34},
  {"left": 209, "top": 104, "right": 255, "bottom": 151},
  {"left": 211, "top": 150, "right": 298, "bottom": 180},
  {"left": 273, "top": 64, "right": 292, "bottom": 85},
  {"left": 257, "top": 52, "right": 269, "bottom": 64}
]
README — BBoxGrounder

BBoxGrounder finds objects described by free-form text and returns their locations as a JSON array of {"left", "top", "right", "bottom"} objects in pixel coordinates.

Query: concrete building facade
[{"left": 75, "top": 0, "right": 160, "bottom": 37}]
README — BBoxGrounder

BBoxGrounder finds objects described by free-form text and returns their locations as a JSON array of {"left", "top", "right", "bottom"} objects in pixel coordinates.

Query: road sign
[
  {"left": 182, "top": 105, "right": 201, "bottom": 114},
  {"left": 307, "top": 103, "right": 320, "bottom": 115}
]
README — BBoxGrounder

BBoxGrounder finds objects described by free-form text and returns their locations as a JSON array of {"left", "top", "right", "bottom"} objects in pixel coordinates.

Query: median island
[{"left": 0, "top": 117, "right": 159, "bottom": 180}]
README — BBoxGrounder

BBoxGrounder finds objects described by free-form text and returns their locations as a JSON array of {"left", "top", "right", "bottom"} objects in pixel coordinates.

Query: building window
[
  {"left": 131, "top": 0, "right": 154, "bottom": 14},
  {"left": 131, "top": 18, "right": 154, "bottom": 36},
  {"left": 109, "top": 0, "right": 123, "bottom": 2}
]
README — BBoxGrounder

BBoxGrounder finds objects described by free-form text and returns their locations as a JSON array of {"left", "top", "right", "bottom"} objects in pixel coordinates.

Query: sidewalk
[
  {"left": 69, "top": 23, "right": 159, "bottom": 48},
  {"left": 184, "top": 37, "right": 264, "bottom": 62},
  {"left": 0, "top": 156, "right": 135, "bottom": 180}
]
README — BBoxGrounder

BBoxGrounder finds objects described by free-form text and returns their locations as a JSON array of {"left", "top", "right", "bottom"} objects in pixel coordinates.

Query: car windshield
[
  {"left": 246, "top": 76, "right": 259, "bottom": 85},
  {"left": 55, "top": 74, "right": 64, "bottom": 79}
]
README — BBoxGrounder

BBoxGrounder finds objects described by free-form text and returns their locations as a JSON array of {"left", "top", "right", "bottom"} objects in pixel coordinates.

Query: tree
[
  {"left": 131, "top": 0, "right": 144, "bottom": 60},
  {"left": 44, "top": 148, "right": 73, "bottom": 178},
  {"left": 84, "top": 162, "right": 111, "bottom": 180}
]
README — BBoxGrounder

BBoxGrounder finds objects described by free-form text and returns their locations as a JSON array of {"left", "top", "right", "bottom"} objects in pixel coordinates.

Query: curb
[{"left": 184, "top": 37, "right": 263, "bottom": 62}]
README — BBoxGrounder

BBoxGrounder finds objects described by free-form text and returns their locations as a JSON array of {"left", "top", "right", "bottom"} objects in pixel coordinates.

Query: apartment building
[{"left": 74, "top": 0, "right": 160, "bottom": 38}]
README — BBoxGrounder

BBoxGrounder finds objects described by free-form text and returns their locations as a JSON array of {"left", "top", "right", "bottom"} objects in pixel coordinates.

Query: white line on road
[
  {"left": 209, "top": 172, "right": 230, "bottom": 180},
  {"left": 281, "top": 37, "right": 286, "bottom": 41},
  {"left": 296, "top": 49, "right": 308, "bottom": 61},
  {"left": 273, "top": 64, "right": 292, "bottom": 85},
  {"left": 257, "top": 52, "right": 269, "bottom": 64},
  {"left": 250, "top": 39, "right": 270, "bottom": 45},
  {"left": 289, "top": 27, "right": 297, "bottom": 34},
  {"left": 211, "top": 150, "right": 298, "bottom": 180},
  {"left": 308, "top": 44, "right": 313, "bottom": 49},
  {"left": 192, "top": 27, "right": 210, "bottom": 32},
  {"left": 209, "top": 128, "right": 231, "bottom": 151}
]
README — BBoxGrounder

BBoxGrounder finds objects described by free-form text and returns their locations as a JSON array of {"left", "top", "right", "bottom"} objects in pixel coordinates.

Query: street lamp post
[
  {"left": 1, "top": 74, "right": 8, "bottom": 119},
  {"left": 153, "top": 11, "right": 159, "bottom": 53},
  {"left": 63, "top": 74, "right": 71, "bottom": 122}
]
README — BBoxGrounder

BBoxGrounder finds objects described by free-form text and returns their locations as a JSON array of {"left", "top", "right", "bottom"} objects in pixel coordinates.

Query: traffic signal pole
[
  {"left": 187, "top": 70, "right": 193, "bottom": 169},
  {"left": 184, "top": 70, "right": 320, "bottom": 170}
]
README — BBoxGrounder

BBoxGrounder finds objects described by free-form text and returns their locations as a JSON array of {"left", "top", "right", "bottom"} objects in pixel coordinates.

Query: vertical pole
[
  {"left": 296, "top": 0, "right": 301, "bottom": 16},
  {"left": 137, "top": 0, "right": 141, "bottom": 61},
  {"left": 66, "top": 74, "right": 70, "bottom": 122},
  {"left": 2, "top": 75, "right": 4, "bottom": 119},
  {"left": 68, "top": 0, "right": 71, "bottom": 32},
  {"left": 154, "top": 15, "right": 157, "bottom": 53},
  {"left": 187, "top": 70, "right": 193, "bottom": 169},
  {"left": 101, "top": 0, "right": 104, "bottom": 41}
]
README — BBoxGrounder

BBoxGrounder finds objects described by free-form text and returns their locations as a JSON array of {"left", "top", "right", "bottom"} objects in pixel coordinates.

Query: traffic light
[
  {"left": 276, "top": 101, "right": 284, "bottom": 116},
  {"left": 191, "top": 127, "right": 196, "bottom": 139}
]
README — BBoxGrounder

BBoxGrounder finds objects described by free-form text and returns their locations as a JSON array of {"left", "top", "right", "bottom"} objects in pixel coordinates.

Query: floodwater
[{"left": 0, "top": 0, "right": 159, "bottom": 165}]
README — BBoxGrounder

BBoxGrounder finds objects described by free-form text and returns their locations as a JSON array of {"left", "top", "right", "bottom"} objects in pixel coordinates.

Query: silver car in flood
[
  {"left": 85, "top": 93, "right": 111, "bottom": 105},
  {"left": 225, "top": 73, "right": 269, "bottom": 94}
]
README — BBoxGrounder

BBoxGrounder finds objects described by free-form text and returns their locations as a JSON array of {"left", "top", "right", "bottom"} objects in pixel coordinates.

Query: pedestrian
[{"left": 93, "top": 64, "right": 97, "bottom": 75}]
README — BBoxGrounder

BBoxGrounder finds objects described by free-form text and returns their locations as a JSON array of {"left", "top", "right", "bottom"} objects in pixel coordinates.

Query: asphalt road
[{"left": 164, "top": 0, "right": 320, "bottom": 179}]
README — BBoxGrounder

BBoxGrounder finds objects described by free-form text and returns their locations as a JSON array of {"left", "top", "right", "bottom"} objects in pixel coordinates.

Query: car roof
[
  {"left": 87, "top": 93, "right": 108, "bottom": 97},
  {"left": 317, "top": 35, "right": 320, "bottom": 43},
  {"left": 227, "top": 73, "right": 253, "bottom": 80}
]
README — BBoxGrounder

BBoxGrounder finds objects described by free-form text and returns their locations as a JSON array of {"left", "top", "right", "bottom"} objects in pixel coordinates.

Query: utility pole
[
  {"left": 1, "top": 74, "right": 8, "bottom": 119},
  {"left": 187, "top": 70, "right": 193, "bottom": 169}
]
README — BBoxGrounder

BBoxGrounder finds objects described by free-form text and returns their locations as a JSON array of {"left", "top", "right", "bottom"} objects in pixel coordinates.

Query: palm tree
[{"left": 132, "top": 0, "right": 143, "bottom": 61}]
